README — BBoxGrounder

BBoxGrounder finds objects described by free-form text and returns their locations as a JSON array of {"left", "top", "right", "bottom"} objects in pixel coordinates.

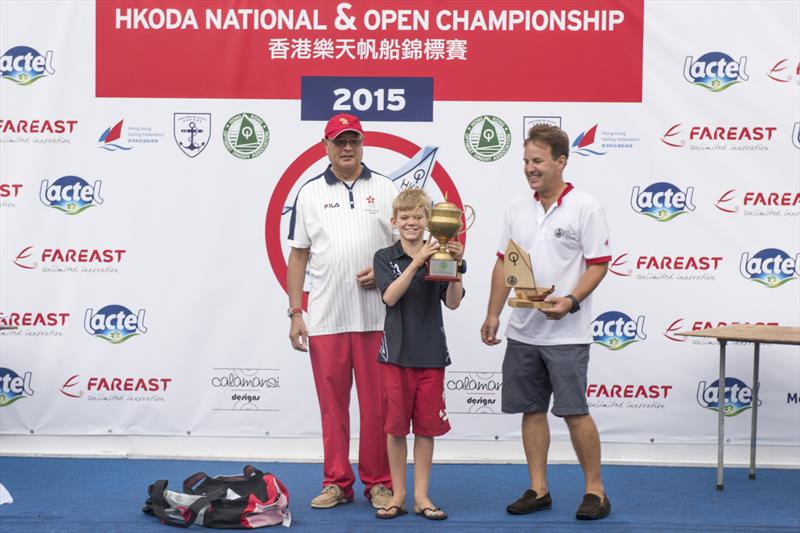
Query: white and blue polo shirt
[
  {"left": 288, "top": 163, "right": 398, "bottom": 336},
  {"left": 497, "top": 183, "right": 611, "bottom": 346}
]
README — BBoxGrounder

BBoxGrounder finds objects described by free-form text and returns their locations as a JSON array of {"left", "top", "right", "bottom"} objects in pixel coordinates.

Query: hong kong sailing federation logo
[
  {"left": 174, "top": 113, "right": 211, "bottom": 158},
  {"left": 464, "top": 115, "right": 511, "bottom": 162},
  {"left": 223, "top": 113, "right": 269, "bottom": 159}
]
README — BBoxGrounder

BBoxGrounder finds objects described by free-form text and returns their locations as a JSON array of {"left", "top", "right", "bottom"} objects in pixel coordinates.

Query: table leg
[
  {"left": 717, "top": 340, "right": 726, "bottom": 491},
  {"left": 749, "top": 342, "right": 760, "bottom": 480}
]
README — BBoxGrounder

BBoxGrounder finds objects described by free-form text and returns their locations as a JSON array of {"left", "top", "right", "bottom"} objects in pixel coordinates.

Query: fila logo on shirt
[{"left": 323, "top": 202, "right": 340, "bottom": 209}]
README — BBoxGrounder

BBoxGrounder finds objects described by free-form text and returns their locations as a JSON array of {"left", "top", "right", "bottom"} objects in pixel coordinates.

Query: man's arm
[
  {"left": 287, "top": 247, "right": 310, "bottom": 351},
  {"left": 480, "top": 257, "right": 511, "bottom": 345},
  {"left": 540, "top": 262, "right": 608, "bottom": 320}
]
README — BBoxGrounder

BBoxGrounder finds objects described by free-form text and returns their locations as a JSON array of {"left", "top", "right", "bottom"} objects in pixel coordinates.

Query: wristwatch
[
  {"left": 287, "top": 307, "right": 303, "bottom": 319},
  {"left": 565, "top": 294, "right": 580, "bottom": 314},
  {"left": 457, "top": 260, "right": 467, "bottom": 274}
]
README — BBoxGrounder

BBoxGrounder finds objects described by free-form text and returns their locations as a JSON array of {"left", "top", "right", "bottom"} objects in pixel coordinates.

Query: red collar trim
[{"left": 533, "top": 183, "right": 574, "bottom": 206}]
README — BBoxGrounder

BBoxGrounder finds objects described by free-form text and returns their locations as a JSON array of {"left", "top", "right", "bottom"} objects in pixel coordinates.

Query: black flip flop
[
  {"left": 376, "top": 505, "right": 408, "bottom": 519},
  {"left": 416, "top": 507, "right": 448, "bottom": 520}
]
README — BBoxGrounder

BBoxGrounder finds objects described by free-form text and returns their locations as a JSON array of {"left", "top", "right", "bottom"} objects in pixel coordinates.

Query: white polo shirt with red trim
[
  {"left": 497, "top": 183, "right": 611, "bottom": 346},
  {"left": 288, "top": 163, "right": 398, "bottom": 336}
]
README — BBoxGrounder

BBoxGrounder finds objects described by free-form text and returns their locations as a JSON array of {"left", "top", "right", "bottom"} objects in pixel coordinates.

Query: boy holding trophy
[{"left": 372, "top": 188, "right": 466, "bottom": 520}]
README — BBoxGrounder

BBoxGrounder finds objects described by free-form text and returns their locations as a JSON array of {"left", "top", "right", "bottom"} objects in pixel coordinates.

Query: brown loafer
[
  {"left": 506, "top": 489, "right": 552, "bottom": 514},
  {"left": 576, "top": 493, "right": 611, "bottom": 520}
]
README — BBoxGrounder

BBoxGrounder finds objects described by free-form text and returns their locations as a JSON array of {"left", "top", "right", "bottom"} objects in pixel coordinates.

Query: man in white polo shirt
[
  {"left": 480, "top": 124, "right": 612, "bottom": 520},
  {"left": 287, "top": 113, "right": 397, "bottom": 510}
]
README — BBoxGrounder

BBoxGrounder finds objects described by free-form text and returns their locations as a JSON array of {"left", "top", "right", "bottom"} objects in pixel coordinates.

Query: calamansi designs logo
[{"left": 464, "top": 115, "right": 511, "bottom": 162}]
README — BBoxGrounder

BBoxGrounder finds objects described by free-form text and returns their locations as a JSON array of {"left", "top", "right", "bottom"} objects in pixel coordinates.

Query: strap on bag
[{"left": 147, "top": 480, "right": 192, "bottom": 529}]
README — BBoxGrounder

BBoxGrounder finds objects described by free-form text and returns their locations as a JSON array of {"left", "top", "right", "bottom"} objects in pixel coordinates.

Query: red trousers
[{"left": 309, "top": 331, "right": 391, "bottom": 500}]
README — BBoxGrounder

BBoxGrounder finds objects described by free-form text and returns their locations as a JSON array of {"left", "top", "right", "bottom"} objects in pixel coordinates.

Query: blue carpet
[{"left": 0, "top": 457, "right": 798, "bottom": 532}]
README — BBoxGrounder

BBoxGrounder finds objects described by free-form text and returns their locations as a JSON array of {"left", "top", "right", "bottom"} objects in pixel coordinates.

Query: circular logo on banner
[
  {"left": 264, "top": 132, "right": 464, "bottom": 297},
  {"left": 223, "top": 113, "right": 269, "bottom": 159},
  {"left": 464, "top": 115, "right": 511, "bottom": 162}
]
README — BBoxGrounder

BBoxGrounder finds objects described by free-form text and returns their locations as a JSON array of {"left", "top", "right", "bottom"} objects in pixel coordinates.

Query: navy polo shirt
[{"left": 373, "top": 240, "right": 464, "bottom": 368}]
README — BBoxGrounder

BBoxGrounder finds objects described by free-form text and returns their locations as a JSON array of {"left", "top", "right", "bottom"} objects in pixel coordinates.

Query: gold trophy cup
[{"left": 425, "top": 200, "right": 469, "bottom": 281}]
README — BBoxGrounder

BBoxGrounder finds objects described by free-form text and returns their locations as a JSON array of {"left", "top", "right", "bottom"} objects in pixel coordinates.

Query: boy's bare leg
[
  {"left": 377, "top": 434, "right": 407, "bottom": 514},
  {"left": 413, "top": 435, "right": 444, "bottom": 517}
]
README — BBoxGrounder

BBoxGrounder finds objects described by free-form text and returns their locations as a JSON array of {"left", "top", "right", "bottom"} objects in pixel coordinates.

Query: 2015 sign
[
  {"left": 301, "top": 76, "right": 432, "bottom": 121},
  {"left": 332, "top": 87, "right": 406, "bottom": 112}
]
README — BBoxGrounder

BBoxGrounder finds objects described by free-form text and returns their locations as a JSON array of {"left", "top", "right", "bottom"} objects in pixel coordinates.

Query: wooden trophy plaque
[{"left": 504, "top": 240, "right": 554, "bottom": 309}]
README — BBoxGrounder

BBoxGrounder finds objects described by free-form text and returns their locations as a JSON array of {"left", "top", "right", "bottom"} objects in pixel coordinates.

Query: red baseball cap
[{"left": 324, "top": 113, "right": 364, "bottom": 139}]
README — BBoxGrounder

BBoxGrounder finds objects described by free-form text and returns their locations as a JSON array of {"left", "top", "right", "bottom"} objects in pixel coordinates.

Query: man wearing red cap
[{"left": 287, "top": 113, "right": 397, "bottom": 509}]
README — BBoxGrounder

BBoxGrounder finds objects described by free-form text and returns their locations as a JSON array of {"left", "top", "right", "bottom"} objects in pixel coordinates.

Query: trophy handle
[{"left": 459, "top": 204, "right": 476, "bottom": 235}]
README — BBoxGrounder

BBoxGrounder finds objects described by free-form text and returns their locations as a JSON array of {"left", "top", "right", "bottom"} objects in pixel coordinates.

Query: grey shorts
[{"left": 501, "top": 339, "right": 590, "bottom": 417}]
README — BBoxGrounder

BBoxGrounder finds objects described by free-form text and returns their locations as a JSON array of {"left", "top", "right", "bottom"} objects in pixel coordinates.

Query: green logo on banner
[
  {"left": 464, "top": 115, "right": 511, "bottom": 162},
  {"left": 223, "top": 113, "right": 269, "bottom": 159}
]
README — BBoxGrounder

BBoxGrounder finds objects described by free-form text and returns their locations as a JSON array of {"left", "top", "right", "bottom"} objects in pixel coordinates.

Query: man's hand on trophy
[
  {"left": 446, "top": 240, "right": 464, "bottom": 261},
  {"left": 289, "top": 316, "right": 309, "bottom": 352},
  {"left": 356, "top": 267, "right": 377, "bottom": 289},
  {"left": 539, "top": 296, "right": 572, "bottom": 320}
]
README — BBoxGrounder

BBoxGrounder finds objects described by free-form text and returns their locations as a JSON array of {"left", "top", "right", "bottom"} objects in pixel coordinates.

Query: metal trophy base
[{"left": 425, "top": 258, "right": 460, "bottom": 282}]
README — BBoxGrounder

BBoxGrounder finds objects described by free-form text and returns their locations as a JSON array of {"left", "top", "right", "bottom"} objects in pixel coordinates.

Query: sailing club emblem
[{"left": 174, "top": 113, "right": 211, "bottom": 158}]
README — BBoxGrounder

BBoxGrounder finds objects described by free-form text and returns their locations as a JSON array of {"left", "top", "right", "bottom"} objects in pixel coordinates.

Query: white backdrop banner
[{"left": 1, "top": 0, "right": 799, "bottom": 449}]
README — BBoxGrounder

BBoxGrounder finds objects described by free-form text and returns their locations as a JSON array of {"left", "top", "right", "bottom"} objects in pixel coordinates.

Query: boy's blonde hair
[{"left": 392, "top": 188, "right": 432, "bottom": 218}]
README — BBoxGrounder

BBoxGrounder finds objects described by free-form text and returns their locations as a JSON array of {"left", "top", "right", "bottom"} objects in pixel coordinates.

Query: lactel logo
[
  {"left": 631, "top": 182, "right": 695, "bottom": 221},
  {"left": 0, "top": 46, "right": 55, "bottom": 85},
  {"left": 84, "top": 305, "right": 147, "bottom": 344},
  {"left": 793, "top": 122, "right": 800, "bottom": 150},
  {"left": 592, "top": 311, "right": 647, "bottom": 350},
  {"left": 13, "top": 246, "right": 127, "bottom": 273},
  {"left": 610, "top": 253, "right": 722, "bottom": 281},
  {"left": 684, "top": 52, "right": 748, "bottom": 91},
  {"left": 664, "top": 318, "right": 778, "bottom": 342},
  {"left": 714, "top": 189, "right": 799, "bottom": 217},
  {"left": 39, "top": 176, "right": 103, "bottom": 215},
  {"left": 0, "top": 368, "right": 34, "bottom": 406},
  {"left": 661, "top": 124, "right": 776, "bottom": 151},
  {"left": 739, "top": 249, "right": 799, "bottom": 288},
  {"left": 697, "top": 377, "right": 757, "bottom": 416}
]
